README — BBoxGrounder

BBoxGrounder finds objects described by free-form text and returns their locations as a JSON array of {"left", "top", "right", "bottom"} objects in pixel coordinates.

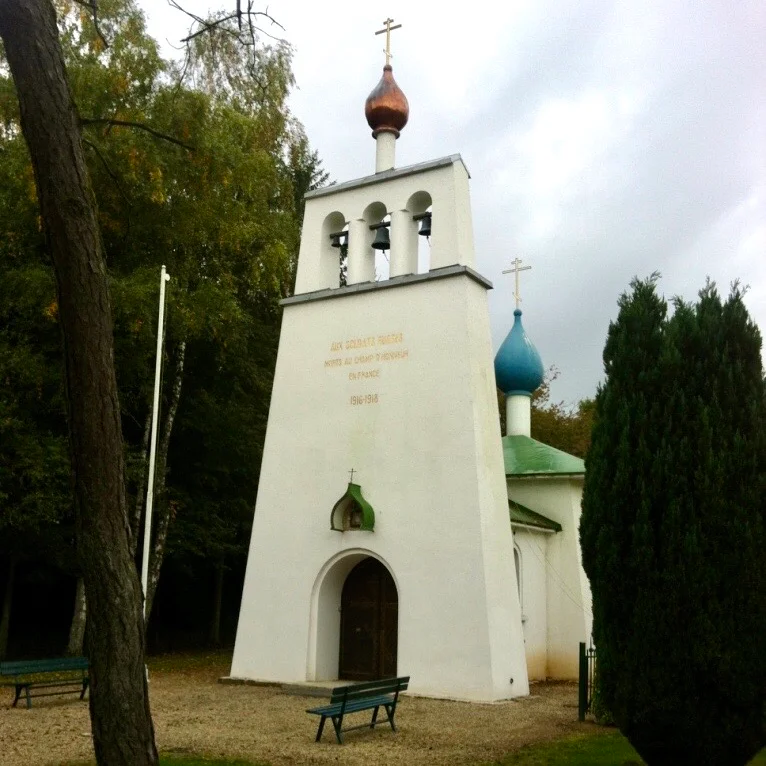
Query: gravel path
[{"left": 0, "top": 657, "right": 594, "bottom": 765}]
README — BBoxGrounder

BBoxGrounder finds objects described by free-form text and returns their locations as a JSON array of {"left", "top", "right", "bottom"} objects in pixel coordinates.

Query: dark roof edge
[
  {"left": 509, "top": 501, "right": 562, "bottom": 532},
  {"left": 281, "top": 264, "right": 492, "bottom": 307}
]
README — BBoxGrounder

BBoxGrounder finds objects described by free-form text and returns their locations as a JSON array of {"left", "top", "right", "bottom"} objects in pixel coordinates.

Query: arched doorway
[{"left": 339, "top": 557, "right": 398, "bottom": 680}]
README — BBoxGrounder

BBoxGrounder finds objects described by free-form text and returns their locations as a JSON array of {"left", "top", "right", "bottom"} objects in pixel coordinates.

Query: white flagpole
[{"left": 141, "top": 264, "right": 170, "bottom": 620}]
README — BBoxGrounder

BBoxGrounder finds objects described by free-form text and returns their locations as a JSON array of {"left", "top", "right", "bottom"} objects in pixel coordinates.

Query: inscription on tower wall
[{"left": 323, "top": 331, "right": 409, "bottom": 404}]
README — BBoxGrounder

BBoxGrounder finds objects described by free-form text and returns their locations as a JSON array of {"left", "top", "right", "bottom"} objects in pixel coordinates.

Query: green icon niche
[{"left": 330, "top": 483, "right": 375, "bottom": 532}]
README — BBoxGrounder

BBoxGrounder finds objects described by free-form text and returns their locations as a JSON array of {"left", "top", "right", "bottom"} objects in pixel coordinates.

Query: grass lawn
[
  {"left": 61, "top": 736, "right": 766, "bottom": 766},
  {"left": 491, "top": 731, "right": 766, "bottom": 765}
]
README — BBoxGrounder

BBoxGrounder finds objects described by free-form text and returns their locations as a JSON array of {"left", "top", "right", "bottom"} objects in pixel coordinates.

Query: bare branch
[
  {"left": 82, "top": 138, "right": 132, "bottom": 244},
  {"left": 180, "top": 12, "right": 240, "bottom": 42},
  {"left": 167, "top": 0, "right": 285, "bottom": 44},
  {"left": 82, "top": 138, "right": 129, "bottom": 203},
  {"left": 80, "top": 117, "right": 195, "bottom": 151},
  {"left": 170, "top": 46, "right": 193, "bottom": 94},
  {"left": 72, "top": 0, "right": 110, "bottom": 49}
]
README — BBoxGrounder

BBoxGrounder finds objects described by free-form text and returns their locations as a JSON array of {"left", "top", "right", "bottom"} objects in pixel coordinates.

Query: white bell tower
[{"left": 230, "top": 20, "right": 529, "bottom": 702}]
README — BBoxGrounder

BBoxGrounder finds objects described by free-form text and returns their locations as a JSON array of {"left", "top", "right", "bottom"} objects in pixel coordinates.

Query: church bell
[
  {"left": 330, "top": 231, "right": 348, "bottom": 248},
  {"left": 371, "top": 225, "right": 390, "bottom": 251},
  {"left": 418, "top": 212, "right": 432, "bottom": 237}
]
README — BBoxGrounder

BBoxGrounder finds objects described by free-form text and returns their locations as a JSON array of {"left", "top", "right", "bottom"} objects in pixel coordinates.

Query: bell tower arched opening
[{"left": 307, "top": 551, "right": 398, "bottom": 682}]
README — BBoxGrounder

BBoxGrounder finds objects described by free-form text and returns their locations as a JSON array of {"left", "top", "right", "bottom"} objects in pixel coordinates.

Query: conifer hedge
[{"left": 581, "top": 277, "right": 766, "bottom": 765}]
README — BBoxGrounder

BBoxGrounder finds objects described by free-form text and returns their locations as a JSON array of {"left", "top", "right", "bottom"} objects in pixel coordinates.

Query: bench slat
[
  {"left": 338, "top": 683, "right": 408, "bottom": 703},
  {"left": 329, "top": 676, "right": 409, "bottom": 704},
  {"left": 307, "top": 693, "right": 395, "bottom": 716},
  {"left": 334, "top": 676, "right": 408, "bottom": 694},
  {"left": 7, "top": 680, "right": 85, "bottom": 691},
  {"left": 18, "top": 686, "right": 85, "bottom": 699},
  {"left": 0, "top": 657, "right": 88, "bottom": 676}
]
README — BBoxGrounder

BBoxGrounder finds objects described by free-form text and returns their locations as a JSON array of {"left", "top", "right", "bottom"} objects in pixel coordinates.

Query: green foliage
[
  {"left": 580, "top": 276, "right": 766, "bottom": 765},
  {"left": 498, "top": 367, "right": 594, "bottom": 457},
  {"left": 0, "top": 0, "right": 326, "bottom": 631},
  {"left": 0, "top": 258, "right": 71, "bottom": 562},
  {"left": 530, "top": 367, "right": 594, "bottom": 458},
  {"left": 590, "top": 675, "right": 615, "bottom": 727}
]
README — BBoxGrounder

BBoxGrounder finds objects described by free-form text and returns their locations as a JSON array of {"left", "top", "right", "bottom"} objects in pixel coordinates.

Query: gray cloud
[{"left": 139, "top": 0, "right": 765, "bottom": 404}]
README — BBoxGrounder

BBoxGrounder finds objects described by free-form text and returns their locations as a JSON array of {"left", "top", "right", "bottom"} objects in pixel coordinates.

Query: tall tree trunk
[
  {"left": 0, "top": 3, "right": 158, "bottom": 764},
  {"left": 130, "top": 410, "right": 153, "bottom": 557},
  {"left": 0, "top": 558, "right": 16, "bottom": 661},
  {"left": 65, "top": 576, "right": 87, "bottom": 656},
  {"left": 145, "top": 341, "right": 185, "bottom": 621},
  {"left": 209, "top": 557, "right": 224, "bottom": 647}
]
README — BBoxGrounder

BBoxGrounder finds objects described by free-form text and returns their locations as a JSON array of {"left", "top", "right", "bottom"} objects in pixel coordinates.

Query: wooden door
[{"left": 339, "top": 558, "right": 398, "bottom": 680}]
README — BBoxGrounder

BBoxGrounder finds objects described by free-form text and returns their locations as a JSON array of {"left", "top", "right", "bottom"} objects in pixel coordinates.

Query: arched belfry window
[{"left": 331, "top": 483, "right": 375, "bottom": 532}]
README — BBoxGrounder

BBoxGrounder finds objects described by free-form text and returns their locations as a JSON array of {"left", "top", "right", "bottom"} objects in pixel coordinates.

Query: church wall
[
  {"left": 465, "top": 277, "right": 531, "bottom": 697},
  {"left": 512, "top": 528, "right": 549, "bottom": 680},
  {"left": 507, "top": 478, "right": 591, "bottom": 679},
  {"left": 231, "top": 271, "right": 529, "bottom": 701}
]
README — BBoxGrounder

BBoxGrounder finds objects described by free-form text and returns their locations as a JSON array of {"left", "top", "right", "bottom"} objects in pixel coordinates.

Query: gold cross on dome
[
  {"left": 502, "top": 257, "right": 532, "bottom": 310},
  {"left": 348, "top": 467, "right": 356, "bottom": 484},
  {"left": 375, "top": 17, "right": 402, "bottom": 66}
]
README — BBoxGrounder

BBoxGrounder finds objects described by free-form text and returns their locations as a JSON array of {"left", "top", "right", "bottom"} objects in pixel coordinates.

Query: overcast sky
[{"left": 137, "top": 0, "right": 765, "bottom": 404}]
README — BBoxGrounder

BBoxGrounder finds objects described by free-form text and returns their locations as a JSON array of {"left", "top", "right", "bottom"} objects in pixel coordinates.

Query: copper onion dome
[{"left": 364, "top": 65, "right": 409, "bottom": 138}]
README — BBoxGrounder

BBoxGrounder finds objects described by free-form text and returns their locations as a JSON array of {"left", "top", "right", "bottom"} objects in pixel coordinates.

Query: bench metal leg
[
  {"left": 25, "top": 685, "right": 32, "bottom": 709},
  {"left": 384, "top": 703, "right": 396, "bottom": 732},
  {"left": 80, "top": 678, "right": 89, "bottom": 700},
  {"left": 315, "top": 716, "right": 327, "bottom": 742},
  {"left": 12, "top": 685, "right": 22, "bottom": 708},
  {"left": 370, "top": 705, "right": 379, "bottom": 729},
  {"left": 331, "top": 715, "right": 344, "bottom": 744}
]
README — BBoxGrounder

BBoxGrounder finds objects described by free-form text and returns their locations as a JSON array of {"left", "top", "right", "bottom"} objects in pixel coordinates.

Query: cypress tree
[{"left": 581, "top": 277, "right": 766, "bottom": 766}]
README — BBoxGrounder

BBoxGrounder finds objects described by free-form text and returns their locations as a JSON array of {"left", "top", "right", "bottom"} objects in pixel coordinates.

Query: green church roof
[
  {"left": 502, "top": 434, "right": 586, "bottom": 477},
  {"left": 509, "top": 500, "right": 562, "bottom": 532}
]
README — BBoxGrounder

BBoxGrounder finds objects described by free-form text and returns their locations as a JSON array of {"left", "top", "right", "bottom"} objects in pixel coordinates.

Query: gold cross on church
[
  {"left": 375, "top": 17, "right": 402, "bottom": 66},
  {"left": 502, "top": 257, "right": 532, "bottom": 310}
]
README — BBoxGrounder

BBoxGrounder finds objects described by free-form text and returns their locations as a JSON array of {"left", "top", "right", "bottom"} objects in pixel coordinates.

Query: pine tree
[{"left": 581, "top": 277, "right": 766, "bottom": 766}]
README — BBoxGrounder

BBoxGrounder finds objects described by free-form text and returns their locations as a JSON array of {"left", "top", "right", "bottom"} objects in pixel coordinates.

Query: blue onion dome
[{"left": 494, "top": 309, "right": 544, "bottom": 395}]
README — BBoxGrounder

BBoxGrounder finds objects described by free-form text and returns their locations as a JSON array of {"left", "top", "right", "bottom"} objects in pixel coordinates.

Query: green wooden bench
[
  {"left": 0, "top": 657, "right": 89, "bottom": 709},
  {"left": 306, "top": 676, "right": 409, "bottom": 744}
]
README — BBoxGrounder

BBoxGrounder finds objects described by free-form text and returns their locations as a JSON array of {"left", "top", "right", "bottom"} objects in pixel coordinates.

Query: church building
[
  {"left": 495, "top": 301, "right": 592, "bottom": 680},
  {"left": 229, "top": 21, "right": 591, "bottom": 700}
]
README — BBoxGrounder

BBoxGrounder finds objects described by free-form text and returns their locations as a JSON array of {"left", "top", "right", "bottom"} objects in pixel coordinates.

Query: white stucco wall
[
  {"left": 231, "top": 271, "right": 529, "bottom": 701},
  {"left": 508, "top": 478, "right": 592, "bottom": 679},
  {"left": 512, "top": 529, "right": 549, "bottom": 680}
]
